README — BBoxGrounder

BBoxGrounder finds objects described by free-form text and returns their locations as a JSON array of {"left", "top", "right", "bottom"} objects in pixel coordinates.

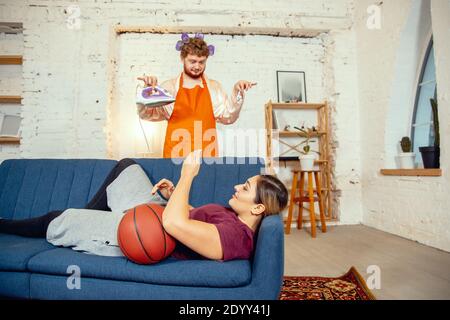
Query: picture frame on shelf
[
  {"left": 276, "top": 70, "right": 307, "bottom": 103},
  {"left": 0, "top": 114, "right": 21, "bottom": 137},
  {"left": 272, "top": 110, "right": 290, "bottom": 131}
]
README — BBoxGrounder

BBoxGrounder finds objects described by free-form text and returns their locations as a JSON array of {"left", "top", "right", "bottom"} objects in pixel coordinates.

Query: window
[{"left": 411, "top": 38, "right": 437, "bottom": 161}]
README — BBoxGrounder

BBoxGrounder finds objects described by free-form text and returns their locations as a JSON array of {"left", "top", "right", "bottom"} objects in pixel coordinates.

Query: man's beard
[{"left": 183, "top": 65, "right": 204, "bottom": 79}]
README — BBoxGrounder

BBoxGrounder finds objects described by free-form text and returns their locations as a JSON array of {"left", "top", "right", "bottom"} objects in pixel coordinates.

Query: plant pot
[
  {"left": 398, "top": 152, "right": 415, "bottom": 169},
  {"left": 419, "top": 146, "right": 440, "bottom": 168},
  {"left": 298, "top": 154, "right": 316, "bottom": 171}
]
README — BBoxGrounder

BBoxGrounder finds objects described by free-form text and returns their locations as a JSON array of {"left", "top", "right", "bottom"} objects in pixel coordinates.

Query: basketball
[{"left": 117, "top": 203, "right": 176, "bottom": 264}]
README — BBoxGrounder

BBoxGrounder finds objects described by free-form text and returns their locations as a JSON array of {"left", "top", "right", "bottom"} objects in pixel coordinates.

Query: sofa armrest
[{"left": 250, "top": 214, "right": 284, "bottom": 299}]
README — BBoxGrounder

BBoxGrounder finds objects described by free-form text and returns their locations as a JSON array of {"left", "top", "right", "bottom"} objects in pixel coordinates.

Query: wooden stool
[{"left": 285, "top": 170, "right": 327, "bottom": 237}]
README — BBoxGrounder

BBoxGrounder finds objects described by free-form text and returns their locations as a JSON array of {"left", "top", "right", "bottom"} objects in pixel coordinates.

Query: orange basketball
[{"left": 117, "top": 203, "right": 176, "bottom": 264}]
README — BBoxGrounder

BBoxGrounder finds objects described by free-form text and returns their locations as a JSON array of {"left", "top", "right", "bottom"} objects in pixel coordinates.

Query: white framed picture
[
  {"left": 0, "top": 114, "right": 21, "bottom": 137},
  {"left": 276, "top": 71, "right": 307, "bottom": 103}
]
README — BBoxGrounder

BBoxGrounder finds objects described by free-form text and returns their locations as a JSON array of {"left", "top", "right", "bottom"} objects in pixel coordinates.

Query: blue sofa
[{"left": 0, "top": 158, "right": 284, "bottom": 300}]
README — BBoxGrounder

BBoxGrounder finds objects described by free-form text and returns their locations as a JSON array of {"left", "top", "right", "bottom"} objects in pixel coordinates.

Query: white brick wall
[
  {"left": 0, "top": 0, "right": 354, "bottom": 160},
  {"left": 355, "top": 0, "right": 450, "bottom": 252},
  {"left": 0, "top": 30, "right": 22, "bottom": 160},
  {"left": 113, "top": 33, "right": 326, "bottom": 158},
  {"left": 0, "top": 0, "right": 362, "bottom": 227},
  {"left": 3, "top": 0, "right": 449, "bottom": 252}
]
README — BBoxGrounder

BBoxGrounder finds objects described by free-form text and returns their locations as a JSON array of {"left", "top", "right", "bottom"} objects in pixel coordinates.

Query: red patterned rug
[{"left": 279, "top": 266, "right": 376, "bottom": 300}]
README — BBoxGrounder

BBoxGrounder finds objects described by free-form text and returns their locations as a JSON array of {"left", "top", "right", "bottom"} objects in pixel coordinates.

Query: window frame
[{"left": 410, "top": 37, "right": 436, "bottom": 150}]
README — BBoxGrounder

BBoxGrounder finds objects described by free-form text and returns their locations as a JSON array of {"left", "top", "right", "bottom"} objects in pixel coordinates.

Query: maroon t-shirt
[{"left": 170, "top": 204, "right": 255, "bottom": 261}]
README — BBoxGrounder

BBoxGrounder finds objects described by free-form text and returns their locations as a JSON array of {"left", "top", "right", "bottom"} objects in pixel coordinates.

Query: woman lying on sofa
[{"left": 0, "top": 150, "right": 288, "bottom": 261}]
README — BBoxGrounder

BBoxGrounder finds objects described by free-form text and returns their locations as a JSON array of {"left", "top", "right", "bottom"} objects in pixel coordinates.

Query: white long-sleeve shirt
[{"left": 137, "top": 73, "right": 244, "bottom": 125}]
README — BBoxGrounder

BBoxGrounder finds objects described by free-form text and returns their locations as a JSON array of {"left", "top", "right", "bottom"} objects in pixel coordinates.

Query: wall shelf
[
  {"left": 0, "top": 55, "right": 22, "bottom": 65},
  {"left": 271, "top": 103, "right": 324, "bottom": 110},
  {"left": 0, "top": 137, "right": 20, "bottom": 144},
  {"left": 278, "top": 130, "right": 326, "bottom": 137},
  {"left": 0, "top": 95, "right": 22, "bottom": 104},
  {"left": 0, "top": 31, "right": 23, "bottom": 150},
  {"left": 380, "top": 169, "right": 442, "bottom": 177}
]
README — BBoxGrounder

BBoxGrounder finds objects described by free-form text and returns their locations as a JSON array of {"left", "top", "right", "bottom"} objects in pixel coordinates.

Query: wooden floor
[{"left": 284, "top": 224, "right": 450, "bottom": 300}]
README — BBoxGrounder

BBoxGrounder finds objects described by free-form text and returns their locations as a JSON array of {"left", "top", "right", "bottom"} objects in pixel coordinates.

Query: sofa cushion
[
  {"left": 0, "top": 271, "right": 31, "bottom": 299},
  {"left": 0, "top": 234, "right": 55, "bottom": 271},
  {"left": 27, "top": 248, "right": 252, "bottom": 287},
  {"left": 0, "top": 159, "right": 117, "bottom": 220}
]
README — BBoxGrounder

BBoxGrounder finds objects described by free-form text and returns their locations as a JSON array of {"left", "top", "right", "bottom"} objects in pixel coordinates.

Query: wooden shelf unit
[
  {"left": 265, "top": 100, "right": 334, "bottom": 220},
  {"left": 0, "top": 55, "right": 23, "bottom": 145}
]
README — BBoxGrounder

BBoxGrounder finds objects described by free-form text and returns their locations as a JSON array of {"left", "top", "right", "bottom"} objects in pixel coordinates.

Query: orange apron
[{"left": 163, "top": 73, "right": 218, "bottom": 158}]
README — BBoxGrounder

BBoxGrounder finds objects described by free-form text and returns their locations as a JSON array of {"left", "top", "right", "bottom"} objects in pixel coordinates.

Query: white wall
[
  {"left": 113, "top": 33, "right": 325, "bottom": 159},
  {"left": 356, "top": 0, "right": 450, "bottom": 252},
  {"left": 0, "top": 28, "right": 22, "bottom": 160},
  {"left": 384, "top": 0, "right": 432, "bottom": 169},
  {"left": 0, "top": 0, "right": 363, "bottom": 225},
  {"left": 2, "top": 0, "right": 448, "bottom": 251},
  {"left": 0, "top": 0, "right": 354, "bottom": 159}
]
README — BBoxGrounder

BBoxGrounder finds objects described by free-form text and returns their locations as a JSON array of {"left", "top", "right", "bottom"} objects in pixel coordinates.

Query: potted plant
[
  {"left": 398, "top": 136, "right": 415, "bottom": 169},
  {"left": 294, "top": 125, "right": 320, "bottom": 171},
  {"left": 419, "top": 98, "right": 440, "bottom": 168}
]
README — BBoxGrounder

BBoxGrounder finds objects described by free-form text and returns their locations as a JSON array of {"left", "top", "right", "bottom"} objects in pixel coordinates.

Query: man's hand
[
  {"left": 137, "top": 104, "right": 159, "bottom": 119},
  {"left": 233, "top": 80, "right": 257, "bottom": 98},
  {"left": 181, "top": 150, "right": 202, "bottom": 179},
  {"left": 137, "top": 75, "right": 158, "bottom": 88},
  {"left": 136, "top": 74, "right": 160, "bottom": 119},
  {"left": 151, "top": 178, "right": 175, "bottom": 200}
]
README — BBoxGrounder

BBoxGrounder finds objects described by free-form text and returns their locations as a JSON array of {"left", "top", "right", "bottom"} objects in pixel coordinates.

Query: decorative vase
[
  {"left": 298, "top": 154, "right": 315, "bottom": 171},
  {"left": 398, "top": 152, "right": 415, "bottom": 169},
  {"left": 419, "top": 146, "right": 440, "bottom": 168}
]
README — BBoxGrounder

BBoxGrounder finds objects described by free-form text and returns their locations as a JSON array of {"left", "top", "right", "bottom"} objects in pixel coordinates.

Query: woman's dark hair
[
  {"left": 254, "top": 175, "right": 289, "bottom": 216},
  {"left": 180, "top": 37, "right": 210, "bottom": 58}
]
